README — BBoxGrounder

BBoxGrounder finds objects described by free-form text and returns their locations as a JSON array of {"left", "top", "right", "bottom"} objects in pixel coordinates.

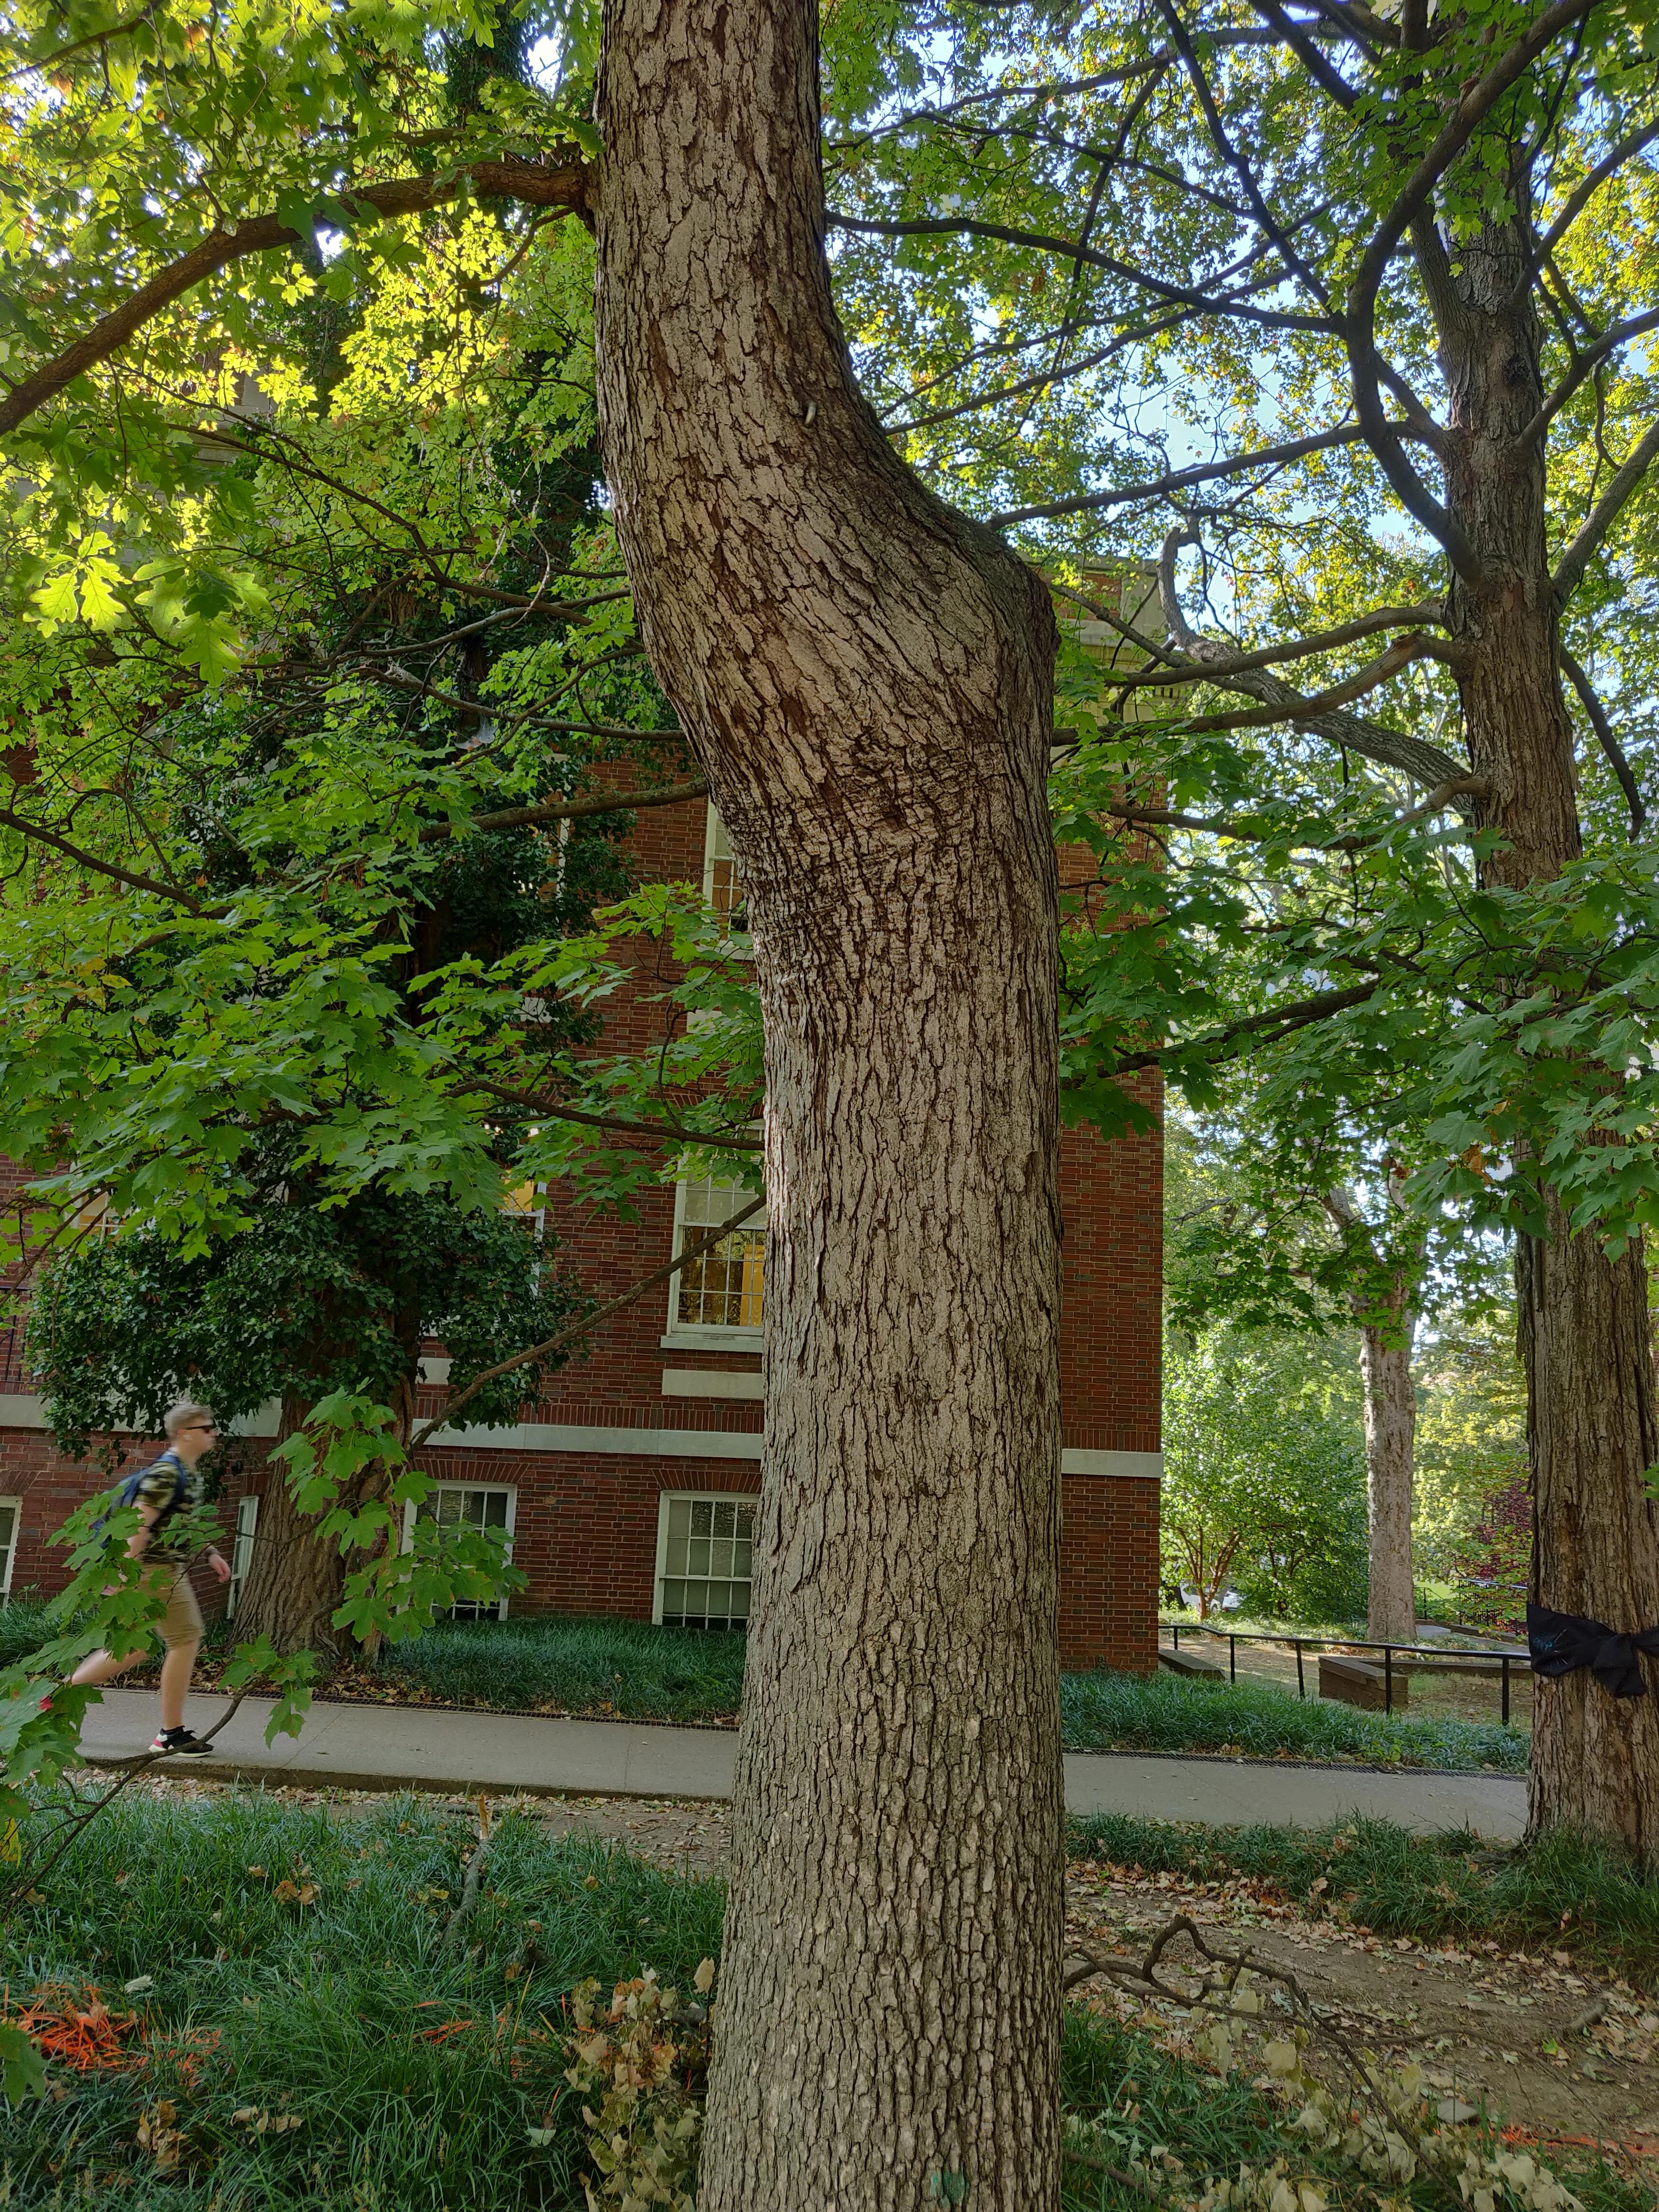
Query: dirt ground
[{"left": 103, "top": 1778, "right": 1645, "bottom": 2151}]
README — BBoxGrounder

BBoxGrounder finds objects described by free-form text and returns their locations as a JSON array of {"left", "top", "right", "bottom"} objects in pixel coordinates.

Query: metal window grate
[{"left": 658, "top": 1495, "right": 755, "bottom": 1631}]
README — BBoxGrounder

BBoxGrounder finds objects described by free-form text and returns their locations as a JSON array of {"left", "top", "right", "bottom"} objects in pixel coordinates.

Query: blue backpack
[{"left": 94, "top": 1454, "right": 187, "bottom": 1543}]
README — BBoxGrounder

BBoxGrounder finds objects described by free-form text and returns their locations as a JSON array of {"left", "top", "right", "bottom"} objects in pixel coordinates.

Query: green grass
[
  {"left": 1069, "top": 1809, "right": 1659, "bottom": 1989},
  {"left": 1060, "top": 1667, "right": 1527, "bottom": 1772},
  {"left": 373, "top": 1618, "right": 1528, "bottom": 1771},
  {"left": 3, "top": 1791, "right": 1643, "bottom": 2212},
  {"left": 0, "top": 1591, "right": 56, "bottom": 1670},
  {"left": 361, "top": 1613, "right": 748, "bottom": 1723},
  {"left": 3, "top": 1787, "right": 723, "bottom": 2208}
]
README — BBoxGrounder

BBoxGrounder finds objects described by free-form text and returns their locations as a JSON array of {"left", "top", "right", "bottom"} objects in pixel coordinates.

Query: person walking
[{"left": 65, "top": 1401, "right": 232, "bottom": 1755}]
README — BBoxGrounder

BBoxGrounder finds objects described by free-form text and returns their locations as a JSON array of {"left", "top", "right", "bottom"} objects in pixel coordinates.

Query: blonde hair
[{"left": 163, "top": 1399, "right": 215, "bottom": 1440}]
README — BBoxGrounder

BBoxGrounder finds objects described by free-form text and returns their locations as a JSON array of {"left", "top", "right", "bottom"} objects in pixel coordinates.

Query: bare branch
[
  {"left": 0, "top": 807, "right": 202, "bottom": 911},
  {"left": 1154, "top": 0, "right": 1327, "bottom": 301},
  {"left": 374, "top": 663, "right": 685, "bottom": 750},
  {"left": 0, "top": 157, "right": 590, "bottom": 439},
  {"left": 1157, "top": 632, "right": 1436, "bottom": 734},
  {"left": 1118, "top": 604, "right": 1447, "bottom": 688},
  {"left": 1551, "top": 413, "right": 1659, "bottom": 599},
  {"left": 988, "top": 421, "right": 1428, "bottom": 529},
  {"left": 0, "top": 7, "right": 155, "bottom": 84},
  {"left": 1156, "top": 528, "right": 1471, "bottom": 789},
  {"left": 411, "top": 1193, "right": 765, "bottom": 1446},
  {"left": 1108, "top": 773, "right": 1488, "bottom": 845},
  {"left": 1343, "top": 0, "right": 1605, "bottom": 587},
  {"left": 1523, "top": 305, "right": 1659, "bottom": 445},
  {"left": 827, "top": 215, "right": 1336, "bottom": 334},
  {"left": 1106, "top": 981, "right": 1384, "bottom": 1078},
  {"left": 1559, "top": 643, "right": 1647, "bottom": 837},
  {"left": 1532, "top": 119, "right": 1659, "bottom": 270},
  {"left": 418, "top": 779, "right": 710, "bottom": 842},
  {"left": 462, "top": 1077, "right": 761, "bottom": 1155}
]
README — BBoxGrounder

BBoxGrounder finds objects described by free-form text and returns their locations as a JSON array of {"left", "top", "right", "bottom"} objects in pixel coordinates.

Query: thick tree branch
[
  {"left": 1559, "top": 644, "right": 1647, "bottom": 838},
  {"left": 0, "top": 808, "right": 202, "bottom": 911},
  {"left": 1106, "top": 981, "right": 1383, "bottom": 1077},
  {"left": 1108, "top": 773, "right": 1488, "bottom": 847},
  {"left": 1156, "top": 528, "right": 1470, "bottom": 790},
  {"left": 1343, "top": 0, "right": 1603, "bottom": 588},
  {"left": 1551, "top": 415, "right": 1659, "bottom": 599},
  {"left": 410, "top": 1193, "right": 765, "bottom": 1446},
  {"left": 417, "top": 779, "right": 709, "bottom": 842},
  {"left": 1245, "top": 0, "right": 1357, "bottom": 107},
  {"left": 463, "top": 1078, "right": 761, "bottom": 1154},
  {"left": 1155, "top": 632, "right": 1435, "bottom": 733},
  {"left": 1117, "top": 604, "right": 1446, "bottom": 687},
  {"left": 0, "top": 157, "right": 590, "bottom": 438},
  {"left": 987, "top": 421, "right": 1427, "bottom": 528},
  {"left": 827, "top": 215, "right": 1336, "bottom": 333}
]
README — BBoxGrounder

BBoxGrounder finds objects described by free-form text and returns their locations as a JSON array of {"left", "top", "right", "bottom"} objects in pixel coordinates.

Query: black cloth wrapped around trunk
[{"left": 1527, "top": 1602, "right": 1659, "bottom": 1698}]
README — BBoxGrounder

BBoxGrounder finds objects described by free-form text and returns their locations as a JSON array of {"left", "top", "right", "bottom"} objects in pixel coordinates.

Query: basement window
[
  {"left": 0, "top": 1497, "right": 17, "bottom": 1599},
  {"left": 653, "top": 1493, "right": 756, "bottom": 1631},
  {"left": 405, "top": 1483, "right": 517, "bottom": 1620}
]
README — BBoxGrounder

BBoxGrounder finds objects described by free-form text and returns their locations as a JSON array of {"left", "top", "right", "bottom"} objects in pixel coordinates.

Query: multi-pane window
[
  {"left": 409, "top": 1483, "right": 516, "bottom": 1620},
  {"left": 670, "top": 1177, "right": 766, "bottom": 1333},
  {"left": 226, "top": 1494, "right": 259, "bottom": 1621},
  {"left": 0, "top": 1498, "right": 17, "bottom": 1599},
  {"left": 501, "top": 1178, "right": 546, "bottom": 1237},
  {"left": 655, "top": 1494, "right": 755, "bottom": 1631},
  {"left": 702, "top": 805, "right": 745, "bottom": 932}
]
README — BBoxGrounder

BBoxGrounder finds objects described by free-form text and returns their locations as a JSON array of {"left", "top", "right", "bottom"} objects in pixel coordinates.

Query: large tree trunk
[
  {"left": 593, "top": 0, "right": 1065, "bottom": 2200},
  {"left": 232, "top": 1399, "right": 346, "bottom": 1655},
  {"left": 1358, "top": 1311, "right": 1416, "bottom": 1646},
  {"left": 1431, "top": 201, "right": 1659, "bottom": 1846}
]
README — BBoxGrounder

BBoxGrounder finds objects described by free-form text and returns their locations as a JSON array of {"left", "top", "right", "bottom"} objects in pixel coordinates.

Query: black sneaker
[{"left": 150, "top": 1727, "right": 213, "bottom": 1756}]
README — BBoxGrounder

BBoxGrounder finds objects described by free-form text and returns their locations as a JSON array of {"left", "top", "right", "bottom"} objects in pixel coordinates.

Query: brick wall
[
  {"left": 1059, "top": 1473, "right": 1159, "bottom": 1671},
  {"left": 0, "top": 790, "right": 1163, "bottom": 1677}
]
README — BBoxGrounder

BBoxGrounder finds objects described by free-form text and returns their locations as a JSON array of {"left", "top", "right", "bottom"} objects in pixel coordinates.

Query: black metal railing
[{"left": 1161, "top": 1620, "right": 1527, "bottom": 1723}]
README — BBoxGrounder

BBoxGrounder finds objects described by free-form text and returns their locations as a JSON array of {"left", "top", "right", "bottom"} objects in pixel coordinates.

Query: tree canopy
[{"left": 8, "top": 0, "right": 1659, "bottom": 2157}]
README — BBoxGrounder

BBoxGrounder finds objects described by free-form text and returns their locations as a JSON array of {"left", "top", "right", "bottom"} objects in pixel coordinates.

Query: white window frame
[
  {"left": 501, "top": 1177, "right": 546, "bottom": 1238},
  {"left": 401, "top": 1481, "right": 518, "bottom": 1620},
  {"left": 662, "top": 1176, "right": 768, "bottom": 1350},
  {"left": 652, "top": 1490, "right": 757, "bottom": 1630},
  {"left": 226, "top": 1493, "right": 259, "bottom": 1621},
  {"left": 702, "top": 803, "right": 742, "bottom": 926},
  {"left": 0, "top": 1495, "right": 18, "bottom": 1600}
]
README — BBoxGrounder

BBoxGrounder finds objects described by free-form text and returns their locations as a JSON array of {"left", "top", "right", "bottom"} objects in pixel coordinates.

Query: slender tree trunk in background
[
  {"left": 232, "top": 1397, "right": 346, "bottom": 1655},
  {"left": 1357, "top": 1312, "right": 1416, "bottom": 1646},
  {"left": 1429, "top": 202, "right": 1659, "bottom": 1847},
  {"left": 1323, "top": 1191, "right": 1418, "bottom": 1645},
  {"left": 594, "top": 0, "right": 1065, "bottom": 2198}
]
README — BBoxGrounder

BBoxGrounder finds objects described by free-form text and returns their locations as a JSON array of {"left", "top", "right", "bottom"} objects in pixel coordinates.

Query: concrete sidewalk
[{"left": 77, "top": 1686, "right": 1527, "bottom": 1839}]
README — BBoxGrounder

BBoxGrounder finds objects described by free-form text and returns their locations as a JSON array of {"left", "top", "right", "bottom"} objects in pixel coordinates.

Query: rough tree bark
[
  {"left": 1323, "top": 1190, "right": 1419, "bottom": 1646},
  {"left": 1427, "top": 197, "right": 1659, "bottom": 1847},
  {"left": 1356, "top": 1306, "right": 1417, "bottom": 1647},
  {"left": 232, "top": 1398, "right": 346, "bottom": 1655},
  {"left": 593, "top": 0, "right": 1066, "bottom": 2199}
]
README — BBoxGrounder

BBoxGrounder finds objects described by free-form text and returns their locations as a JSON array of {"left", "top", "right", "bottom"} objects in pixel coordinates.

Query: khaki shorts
[{"left": 143, "top": 1565, "right": 204, "bottom": 1651}]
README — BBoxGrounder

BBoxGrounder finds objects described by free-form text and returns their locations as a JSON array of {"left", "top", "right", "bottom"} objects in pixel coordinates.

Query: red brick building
[{"left": 0, "top": 786, "right": 1162, "bottom": 1671}]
